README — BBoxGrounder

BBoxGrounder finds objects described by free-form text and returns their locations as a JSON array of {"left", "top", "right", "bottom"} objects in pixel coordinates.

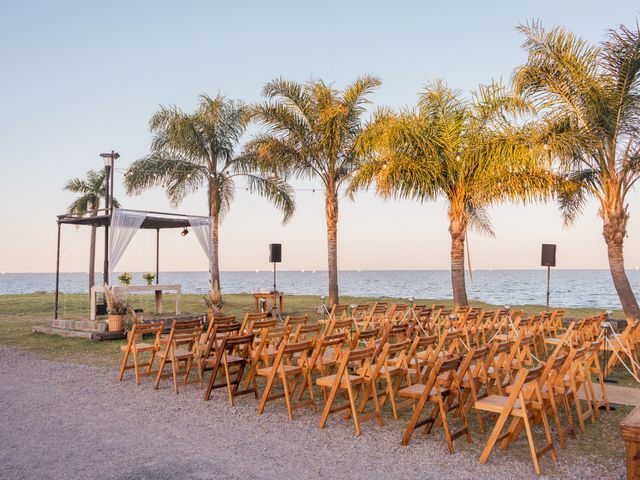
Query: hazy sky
[{"left": 1, "top": 1, "right": 639, "bottom": 274}]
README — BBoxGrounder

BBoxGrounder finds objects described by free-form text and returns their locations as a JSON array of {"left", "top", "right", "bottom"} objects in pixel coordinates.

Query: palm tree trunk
[
  {"left": 449, "top": 205, "right": 468, "bottom": 308},
  {"left": 325, "top": 187, "right": 339, "bottom": 306},
  {"left": 209, "top": 179, "right": 221, "bottom": 292},
  {"left": 603, "top": 205, "right": 640, "bottom": 322}
]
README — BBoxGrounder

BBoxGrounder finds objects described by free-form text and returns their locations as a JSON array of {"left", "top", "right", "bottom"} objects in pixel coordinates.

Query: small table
[
  {"left": 253, "top": 291, "right": 284, "bottom": 317},
  {"left": 90, "top": 284, "right": 182, "bottom": 320}
]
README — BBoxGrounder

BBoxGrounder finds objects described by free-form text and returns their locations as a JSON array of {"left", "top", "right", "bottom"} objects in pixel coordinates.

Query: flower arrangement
[
  {"left": 142, "top": 272, "right": 155, "bottom": 285},
  {"left": 103, "top": 284, "right": 129, "bottom": 315},
  {"left": 118, "top": 272, "right": 132, "bottom": 285}
]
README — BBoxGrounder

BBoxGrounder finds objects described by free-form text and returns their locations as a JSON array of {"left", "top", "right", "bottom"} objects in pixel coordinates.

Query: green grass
[{"left": 0, "top": 292, "right": 625, "bottom": 367}]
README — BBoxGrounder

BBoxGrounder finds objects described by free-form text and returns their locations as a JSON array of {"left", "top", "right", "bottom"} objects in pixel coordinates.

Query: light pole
[{"left": 99, "top": 151, "right": 119, "bottom": 285}]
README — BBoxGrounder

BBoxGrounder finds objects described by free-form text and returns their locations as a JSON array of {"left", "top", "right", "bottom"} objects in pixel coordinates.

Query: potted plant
[
  {"left": 103, "top": 283, "right": 129, "bottom": 332},
  {"left": 203, "top": 280, "right": 223, "bottom": 321},
  {"left": 118, "top": 272, "right": 132, "bottom": 285},
  {"left": 142, "top": 272, "right": 155, "bottom": 285}
]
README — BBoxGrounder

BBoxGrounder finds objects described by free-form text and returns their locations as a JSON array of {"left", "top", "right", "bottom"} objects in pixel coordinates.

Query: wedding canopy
[{"left": 54, "top": 208, "right": 212, "bottom": 319}]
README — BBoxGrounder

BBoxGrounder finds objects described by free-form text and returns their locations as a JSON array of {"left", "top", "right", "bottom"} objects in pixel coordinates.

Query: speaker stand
[
  {"left": 545, "top": 265, "right": 551, "bottom": 312},
  {"left": 271, "top": 261, "right": 284, "bottom": 322}
]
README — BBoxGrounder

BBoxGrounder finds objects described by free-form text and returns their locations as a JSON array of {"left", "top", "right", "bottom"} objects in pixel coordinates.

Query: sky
[{"left": 0, "top": 0, "right": 639, "bottom": 274}]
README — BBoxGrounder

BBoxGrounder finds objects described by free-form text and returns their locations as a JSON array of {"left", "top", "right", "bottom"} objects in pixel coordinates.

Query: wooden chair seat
[
  {"left": 257, "top": 364, "right": 302, "bottom": 376},
  {"left": 316, "top": 372, "right": 367, "bottom": 387},
  {"left": 120, "top": 342, "right": 155, "bottom": 352},
  {"left": 475, "top": 394, "right": 524, "bottom": 414},
  {"left": 398, "top": 383, "right": 450, "bottom": 400}
]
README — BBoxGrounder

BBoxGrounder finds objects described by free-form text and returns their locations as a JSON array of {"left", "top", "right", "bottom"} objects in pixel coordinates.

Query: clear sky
[{"left": 1, "top": 1, "right": 639, "bottom": 274}]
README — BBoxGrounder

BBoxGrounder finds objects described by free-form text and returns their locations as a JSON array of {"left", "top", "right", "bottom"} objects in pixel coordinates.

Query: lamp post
[{"left": 99, "top": 151, "right": 119, "bottom": 285}]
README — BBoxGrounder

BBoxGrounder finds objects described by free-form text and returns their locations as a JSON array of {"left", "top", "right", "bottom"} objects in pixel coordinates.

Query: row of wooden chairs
[{"left": 117, "top": 307, "right": 612, "bottom": 475}]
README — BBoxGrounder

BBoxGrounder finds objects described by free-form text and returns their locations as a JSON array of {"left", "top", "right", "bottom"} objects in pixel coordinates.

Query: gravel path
[{"left": 0, "top": 346, "right": 623, "bottom": 480}]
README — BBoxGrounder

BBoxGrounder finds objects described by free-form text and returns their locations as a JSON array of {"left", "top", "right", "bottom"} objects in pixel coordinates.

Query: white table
[{"left": 90, "top": 284, "right": 182, "bottom": 320}]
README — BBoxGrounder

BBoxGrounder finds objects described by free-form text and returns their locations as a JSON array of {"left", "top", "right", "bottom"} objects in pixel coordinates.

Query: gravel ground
[{"left": 0, "top": 346, "right": 624, "bottom": 480}]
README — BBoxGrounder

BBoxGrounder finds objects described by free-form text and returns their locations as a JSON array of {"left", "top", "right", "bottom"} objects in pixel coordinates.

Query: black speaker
[
  {"left": 541, "top": 244, "right": 556, "bottom": 267},
  {"left": 269, "top": 243, "right": 282, "bottom": 263}
]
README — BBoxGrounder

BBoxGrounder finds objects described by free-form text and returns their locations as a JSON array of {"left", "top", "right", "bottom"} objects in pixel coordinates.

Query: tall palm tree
[
  {"left": 124, "top": 94, "right": 295, "bottom": 290},
  {"left": 514, "top": 21, "right": 640, "bottom": 321},
  {"left": 242, "top": 76, "right": 382, "bottom": 306},
  {"left": 65, "top": 169, "right": 120, "bottom": 293},
  {"left": 350, "top": 80, "right": 555, "bottom": 307}
]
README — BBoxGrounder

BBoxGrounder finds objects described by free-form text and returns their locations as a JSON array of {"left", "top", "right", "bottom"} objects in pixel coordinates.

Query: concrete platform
[{"left": 32, "top": 314, "right": 206, "bottom": 341}]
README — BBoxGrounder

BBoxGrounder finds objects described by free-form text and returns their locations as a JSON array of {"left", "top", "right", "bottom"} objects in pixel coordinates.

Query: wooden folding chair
[
  {"left": 351, "top": 304, "right": 370, "bottom": 329},
  {"left": 154, "top": 319, "right": 202, "bottom": 394},
  {"left": 203, "top": 333, "right": 258, "bottom": 405},
  {"left": 118, "top": 321, "right": 164, "bottom": 384},
  {"left": 317, "top": 346, "right": 383, "bottom": 436},
  {"left": 257, "top": 340, "right": 317, "bottom": 420},
  {"left": 399, "top": 355, "right": 471, "bottom": 452},
  {"left": 368, "top": 339, "right": 411, "bottom": 418},
  {"left": 406, "top": 334, "right": 439, "bottom": 383},
  {"left": 302, "top": 332, "right": 347, "bottom": 402},
  {"left": 196, "top": 321, "right": 241, "bottom": 387},
  {"left": 475, "top": 365, "right": 557, "bottom": 475},
  {"left": 584, "top": 340, "right": 610, "bottom": 413}
]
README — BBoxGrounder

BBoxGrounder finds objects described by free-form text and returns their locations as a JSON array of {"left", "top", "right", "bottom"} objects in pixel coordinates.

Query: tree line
[{"left": 66, "top": 21, "right": 640, "bottom": 321}]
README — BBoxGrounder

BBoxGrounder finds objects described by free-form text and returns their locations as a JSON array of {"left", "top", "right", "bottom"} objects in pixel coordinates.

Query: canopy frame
[{"left": 54, "top": 208, "right": 211, "bottom": 319}]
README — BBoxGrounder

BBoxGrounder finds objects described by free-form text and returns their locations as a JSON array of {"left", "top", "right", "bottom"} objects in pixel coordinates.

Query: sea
[{"left": 1, "top": 269, "right": 639, "bottom": 310}]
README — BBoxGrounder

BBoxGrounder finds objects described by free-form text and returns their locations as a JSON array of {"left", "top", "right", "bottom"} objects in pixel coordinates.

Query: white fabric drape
[
  {"left": 188, "top": 216, "right": 212, "bottom": 286},
  {"left": 109, "top": 209, "right": 147, "bottom": 278}
]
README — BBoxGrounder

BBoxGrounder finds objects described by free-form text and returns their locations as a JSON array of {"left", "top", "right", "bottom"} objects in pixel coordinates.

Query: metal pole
[
  {"left": 156, "top": 228, "right": 160, "bottom": 284},
  {"left": 103, "top": 164, "right": 111, "bottom": 285},
  {"left": 54, "top": 221, "right": 61, "bottom": 319},
  {"left": 110, "top": 151, "right": 115, "bottom": 215},
  {"left": 546, "top": 265, "right": 551, "bottom": 311}
]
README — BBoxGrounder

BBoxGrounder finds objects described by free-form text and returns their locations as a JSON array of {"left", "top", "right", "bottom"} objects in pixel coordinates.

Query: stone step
[
  {"left": 32, "top": 326, "right": 95, "bottom": 339},
  {"left": 50, "top": 319, "right": 108, "bottom": 332}
]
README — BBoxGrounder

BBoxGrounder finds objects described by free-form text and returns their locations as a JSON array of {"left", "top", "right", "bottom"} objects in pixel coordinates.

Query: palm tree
[
  {"left": 65, "top": 169, "right": 120, "bottom": 293},
  {"left": 124, "top": 94, "right": 294, "bottom": 290},
  {"left": 350, "top": 80, "right": 555, "bottom": 307},
  {"left": 242, "top": 76, "right": 382, "bottom": 305},
  {"left": 513, "top": 21, "right": 640, "bottom": 321}
]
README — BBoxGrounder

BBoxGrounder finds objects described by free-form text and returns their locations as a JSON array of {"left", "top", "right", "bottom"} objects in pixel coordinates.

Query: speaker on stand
[
  {"left": 541, "top": 244, "right": 556, "bottom": 311},
  {"left": 269, "top": 244, "right": 283, "bottom": 321}
]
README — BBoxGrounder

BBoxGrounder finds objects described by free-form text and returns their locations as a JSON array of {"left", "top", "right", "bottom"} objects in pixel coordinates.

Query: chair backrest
[
  {"left": 329, "top": 304, "right": 349, "bottom": 322},
  {"left": 284, "top": 314, "right": 308, "bottom": 328},
  {"left": 350, "top": 326, "right": 379, "bottom": 349},
  {"left": 249, "top": 318, "right": 277, "bottom": 333},
  {"left": 292, "top": 323, "right": 321, "bottom": 344},
  {"left": 241, "top": 312, "right": 268, "bottom": 332},
  {"left": 327, "top": 318, "right": 353, "bottom": 338},
  {"left": 126, "top": 321, "right": 163, "bottom": 349},
  {"left": 203, "top": 321, "right": 241, "bottom": 358},
  {"left": 221, "top": 333, "right": 255, "bottom": 359},
  {"left": 212, "top": 315, "right": 236, "bottom": 324},
  {"left": 351, "top": 304, "right": 370, "bottom": 321},
  {"left": 165, "top": 319, "right": 202, "bottom": 352},
  {"left": 388, "top": 303, "right": 409, "bottom": 323}
]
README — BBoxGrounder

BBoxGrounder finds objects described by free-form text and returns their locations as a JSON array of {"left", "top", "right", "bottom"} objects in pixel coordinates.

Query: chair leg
[
  {"left": 154, "top": 354, "right": 167, "bottom": 390},
  {"left": 345, "top": 380, "right": 361, "bottom": 436},
  {"left": 133, "top": 350, "right": 140, "bottom": 385},
  {"left": 521, "top": 410, "right": 541, "bottom": 475},
  {"left": 171, "top": 358, "right": 179, "bottom": 394},
  {"left": 257, "top": 368, "right": 277, "bottom": 415},
  {"left": 282, "top": 372, "right": 294, "bottom": 421},
  {"left": 117, "top": 347, "right": 130, "bottom": 382}
]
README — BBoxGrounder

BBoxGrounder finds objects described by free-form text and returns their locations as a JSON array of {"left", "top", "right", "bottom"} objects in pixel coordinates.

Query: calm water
[{"left": 1, "top": 270, "right": 639, "bottom": 310}]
